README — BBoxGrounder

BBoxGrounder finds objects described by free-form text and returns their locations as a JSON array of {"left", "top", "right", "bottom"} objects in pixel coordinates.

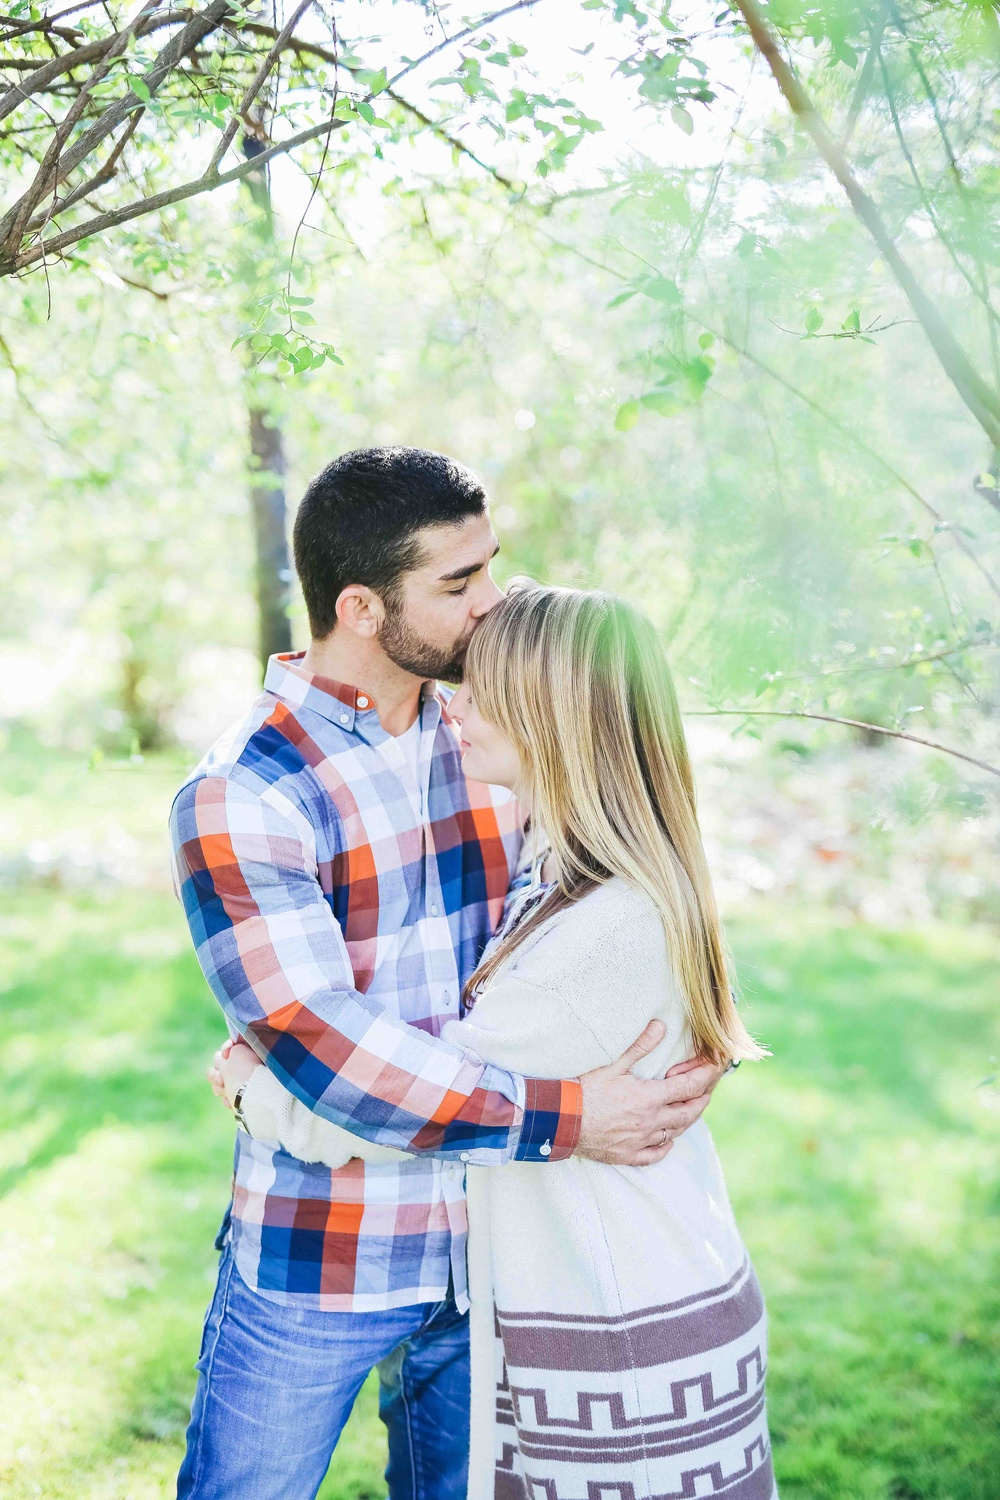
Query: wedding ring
[{"left": 658, "top": 1127, "right": 668, "bottom": 1148}]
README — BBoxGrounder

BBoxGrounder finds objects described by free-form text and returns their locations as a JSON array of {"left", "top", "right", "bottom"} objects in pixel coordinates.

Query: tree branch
[
  {"left": 685, "top": 311, "right": 1000, "bottom": 605},
  {"left": 542, "top": 213, "right": 1000, "bottom": 607},
  {"left": 0, "top": 8, "right": 186, "bottom": 123},
  {"left": 242, "top": 22, "right": 519, "bottom": 189},
  {"left": 205, "top": 0, "right": 313, "bottom": 176},
  {"left": 37, "top": 0, "right": 235, "bottom": 190},
  {"left": 687, "top": 708, "right": 999, "bottom": 777},
  {"left": 0, "top": 0, "right": 159, "bottom": 259},
  {"left": 25, "top": 105, "right": 142, "bottom": 231},
  {"left": 8, "top": 0, "right": 540, "bottom": 273},
  {"left": 12, "top": 109, "right": 349, "bottom": 270},
  {"left": 877, "top": 47, "right": 1000, "bottom": 330},
  {"left": 775, "top": 634, "right": 993, "bottom": 683},
  {"left": 839, "top": 5, "right": 887, "bottom": 149},
  {"left": 730, "top": 0, "right": 1000, "bottom": 454}
]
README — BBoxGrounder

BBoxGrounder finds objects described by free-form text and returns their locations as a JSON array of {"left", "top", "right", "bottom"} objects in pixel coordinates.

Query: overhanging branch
[
  {"left": 6, "top": 0, "right": 540, "bottom": 274},
  {"left": 731, "top": 0, "right": 1000, "bottom": 454},
  {"left": 688, "top": 707, "right": 999, "bottom": 778}
]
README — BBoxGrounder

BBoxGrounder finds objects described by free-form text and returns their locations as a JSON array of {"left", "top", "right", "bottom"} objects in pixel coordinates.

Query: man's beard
[{"left": 380, "top": 601, "right": 473, "bottom": 684}]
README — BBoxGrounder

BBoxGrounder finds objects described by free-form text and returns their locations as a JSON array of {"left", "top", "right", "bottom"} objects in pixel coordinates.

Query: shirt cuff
[{"left": 513, "top": 1078, "right": 583, "bottom": 1162}]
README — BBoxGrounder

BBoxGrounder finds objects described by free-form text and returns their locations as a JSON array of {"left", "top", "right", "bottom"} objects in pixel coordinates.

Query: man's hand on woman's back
[{"left": 576, "top": 1021, "right": 727, "bottom": 1166}]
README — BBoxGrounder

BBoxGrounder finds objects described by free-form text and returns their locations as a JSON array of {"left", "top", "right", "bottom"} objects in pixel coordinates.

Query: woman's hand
[{"left": 207, "top": 1037, "right": 262, "bottom": 1109}]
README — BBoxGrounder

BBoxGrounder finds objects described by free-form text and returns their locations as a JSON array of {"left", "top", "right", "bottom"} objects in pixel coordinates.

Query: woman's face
[{"left": 449, "top": 682, "right": 524, "bottom": 792}]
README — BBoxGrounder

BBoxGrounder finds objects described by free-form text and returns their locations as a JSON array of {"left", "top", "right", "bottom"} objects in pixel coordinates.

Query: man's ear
[{"left": 335, "top": 584, "right": 385, "bottom": 638}]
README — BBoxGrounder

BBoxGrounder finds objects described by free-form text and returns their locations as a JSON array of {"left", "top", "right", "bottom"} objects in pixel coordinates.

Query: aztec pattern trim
[{"left": 491, "top": 1257, "right": 777, "bottom": 1500}]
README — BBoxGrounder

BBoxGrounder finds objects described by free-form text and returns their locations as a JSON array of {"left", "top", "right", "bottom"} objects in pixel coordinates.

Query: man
[{"left": 170, "top": 447, "right": 725, "bottom": 1500}]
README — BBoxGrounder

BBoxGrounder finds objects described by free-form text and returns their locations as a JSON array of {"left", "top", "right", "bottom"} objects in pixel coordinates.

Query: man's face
[{"left": 379, "top": 510, "right": 504, "bottom": 682}]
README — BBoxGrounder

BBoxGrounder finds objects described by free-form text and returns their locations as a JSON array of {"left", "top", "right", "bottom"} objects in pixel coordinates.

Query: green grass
[{"left": 0, "top": 750, "right": 997, "bottom": 1496}]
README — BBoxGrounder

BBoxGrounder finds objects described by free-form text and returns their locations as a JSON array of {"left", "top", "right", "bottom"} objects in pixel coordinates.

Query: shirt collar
[{"left": 264, "top": 651, "right": 443, "bottom": 730}]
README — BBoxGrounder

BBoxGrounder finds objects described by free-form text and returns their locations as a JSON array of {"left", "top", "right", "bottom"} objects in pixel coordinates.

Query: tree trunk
[
  {"left": 242, "top": 133, "right": 293, "bottom": 671},
  {"left": 249, "top": 404, "right": 293, "bottom": 665}
]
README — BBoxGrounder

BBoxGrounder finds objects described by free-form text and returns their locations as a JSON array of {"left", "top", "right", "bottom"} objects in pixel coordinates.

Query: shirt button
[
  {"left": 430, "top": 903, "right": 440, "bottom": 917},
  {"left": 539, "top": 1141, "right": 552, "bottom": 1157},
  {"left": 339, "top": 712, "right": 349, "bottom": 725},
  {"left": 357, "top": 695, "right": 370, "bottom": 709},
  {"left": 460, "top": 1152, "right": 470, "bottom": 1162}
]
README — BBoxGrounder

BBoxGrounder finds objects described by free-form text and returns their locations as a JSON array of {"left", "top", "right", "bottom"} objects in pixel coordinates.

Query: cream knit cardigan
[{"left": 238, "top": 879, "right": 775, "bottom": 1500}]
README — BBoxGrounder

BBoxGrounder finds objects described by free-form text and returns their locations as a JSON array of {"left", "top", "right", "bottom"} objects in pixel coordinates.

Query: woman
[{"left": 216, "top": 583, "right": 775, "bottom": 1500}]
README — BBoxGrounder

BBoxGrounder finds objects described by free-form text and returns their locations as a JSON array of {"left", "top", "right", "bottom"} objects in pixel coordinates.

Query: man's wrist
[{"left": 513, "top": 1078, "right": 583, "bottom": 1162}]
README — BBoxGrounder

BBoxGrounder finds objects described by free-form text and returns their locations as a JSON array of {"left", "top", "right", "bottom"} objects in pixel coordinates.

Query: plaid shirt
[{"left": 170, "top": 652, "right": 582, "bottom": 1311}]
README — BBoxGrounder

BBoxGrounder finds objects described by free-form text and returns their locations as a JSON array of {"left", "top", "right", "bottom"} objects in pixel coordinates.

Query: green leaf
[
  {"left": 293, "top": 310, "right": 316, "bottom": 325},
  {"left": 606, "top": 288, "right": 638, "bottom": 308},
  {"left": 615, "top": 400, "right": 641, "bottom": 432},
  {"left": 642, "top": 276, "right": 682, "bottom": 306},
  {"left": 128, "top": 76, "right": 151, "bottom": 103},
  {"left": 356, "top": 100, "right": 376, "bottom": 124},
  {"left": 369, "top": 67, "right": 388, "bottom": 96},
  {"left": 213, "top": 92, "right": 231, "bottom": 114},
  {"left": 641, "top": 391, "right": 685, "bottom": 417},
  {"left": 697, "top": 332, "right": 714, "bottom": 349},
  {"left": 843, "top": 308, "right": 861, "bottom": 333},
  {"left": 671, "top": 104, "right": 693, "bottom": 135},
  {"left": 805, "top": 306, "right": 823, "bottom": 335},
  {"left": 831, "top": 37, "right": 859, "bottom": 69},
  {"left": 286, "top": 295, "right": 314, "bottom": 306}
]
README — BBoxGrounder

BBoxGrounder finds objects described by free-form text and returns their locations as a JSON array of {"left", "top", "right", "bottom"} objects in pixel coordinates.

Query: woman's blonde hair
[{"left": 462, "top": 582, "right": 765, "bottom": 1064}]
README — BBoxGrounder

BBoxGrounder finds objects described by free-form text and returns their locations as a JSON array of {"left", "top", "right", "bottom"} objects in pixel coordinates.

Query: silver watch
[{"left": 233, "top": 1081, "right": 250, "bottom": 1132}]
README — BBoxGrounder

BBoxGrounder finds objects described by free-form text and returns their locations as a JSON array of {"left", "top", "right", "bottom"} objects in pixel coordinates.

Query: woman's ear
[{"left": 336, "top": 584, "right": 383, "bottom": 638}]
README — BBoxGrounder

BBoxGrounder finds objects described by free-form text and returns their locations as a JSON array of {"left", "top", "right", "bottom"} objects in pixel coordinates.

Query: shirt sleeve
[{"left": 170, "top": 773, "right": 582, "bottom": 1164}]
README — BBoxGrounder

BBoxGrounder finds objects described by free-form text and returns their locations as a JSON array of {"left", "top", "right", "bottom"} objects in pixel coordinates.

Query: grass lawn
[{"left": 0, "top": 757, "right": 997, "bottom": 1497}]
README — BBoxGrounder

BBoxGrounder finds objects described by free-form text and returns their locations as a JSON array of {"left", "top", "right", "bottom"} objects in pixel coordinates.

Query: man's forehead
[{"left": 413, "top": 512, "right": 498, "bottom": 576}]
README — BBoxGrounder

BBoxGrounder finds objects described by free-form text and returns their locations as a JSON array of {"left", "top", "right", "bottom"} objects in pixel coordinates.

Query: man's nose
[{"left": 472, "top": 576, "right": 504, "bottom": 616}]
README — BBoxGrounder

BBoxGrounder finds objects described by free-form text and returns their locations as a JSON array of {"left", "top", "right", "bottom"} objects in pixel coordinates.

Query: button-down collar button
[
  {"left": 460, "top": 1152, "right": 470, "bottom": 1162},
  {"left": 340, "top": 712, "right": 350, "bottom": 725},
  {"left": 356, "top": 694, "right": 370, "bottom": 709}
]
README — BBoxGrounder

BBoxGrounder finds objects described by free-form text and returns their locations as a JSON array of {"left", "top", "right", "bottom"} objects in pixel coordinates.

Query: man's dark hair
[{"left": 292, "top": 446, "right": 489, "bottom": 639}]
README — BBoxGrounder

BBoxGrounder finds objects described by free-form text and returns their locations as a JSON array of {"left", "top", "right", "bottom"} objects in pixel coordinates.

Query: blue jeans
[{"left": 176, "top": 1243, "right": 470, "bottom": 1500}]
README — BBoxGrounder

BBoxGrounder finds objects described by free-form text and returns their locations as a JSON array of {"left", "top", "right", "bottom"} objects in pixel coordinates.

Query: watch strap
[{"left": 233, "top": 1081, "right": 250, "bottom": 1132}]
